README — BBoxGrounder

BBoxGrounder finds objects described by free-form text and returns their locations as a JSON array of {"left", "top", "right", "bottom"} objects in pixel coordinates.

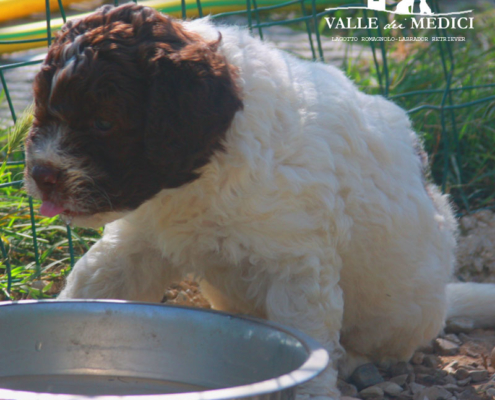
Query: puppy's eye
[{"left": 94, "top": 120, "right": 113, "bottom": 131}]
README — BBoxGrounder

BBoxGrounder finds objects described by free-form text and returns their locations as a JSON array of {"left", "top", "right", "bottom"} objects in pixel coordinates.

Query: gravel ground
[{"left": 456, "top": 211, "right": 495, "bottom": 284}]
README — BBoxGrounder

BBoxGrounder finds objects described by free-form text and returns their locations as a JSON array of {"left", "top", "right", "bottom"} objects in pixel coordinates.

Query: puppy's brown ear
[{"left": 143, "top": 25, "right": 243, "bottom": 188}]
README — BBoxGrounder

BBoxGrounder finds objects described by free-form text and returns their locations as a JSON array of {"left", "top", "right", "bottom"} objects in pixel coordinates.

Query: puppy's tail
[{"left": 446, "top": 282, "right": 495, "bottom": 329}]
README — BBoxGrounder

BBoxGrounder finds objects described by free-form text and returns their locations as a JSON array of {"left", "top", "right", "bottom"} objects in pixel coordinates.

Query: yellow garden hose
[
  {"left": 0, "top": 0, "right": 326, "bottom": 54},
  {"left": 0, "top": 0, "right": 87, "bottom": 24}
]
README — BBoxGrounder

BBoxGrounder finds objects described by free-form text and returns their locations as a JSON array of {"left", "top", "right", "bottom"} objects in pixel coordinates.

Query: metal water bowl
[{"left": 0, "top": 300, "right": 328, "bottom": 399}]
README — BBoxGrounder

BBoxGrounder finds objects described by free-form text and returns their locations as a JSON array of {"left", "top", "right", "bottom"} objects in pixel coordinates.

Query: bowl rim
[{"left": 0, "top": 299, "right": 329, "bottom": 400}]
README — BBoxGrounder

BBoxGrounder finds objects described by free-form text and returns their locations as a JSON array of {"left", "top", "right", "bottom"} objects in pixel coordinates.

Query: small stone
[
  {"left": 31, "top": 280, "right": 46, "bottom": 290},
  {"left": 375, "top": 382, "right": 403, "bottom": 396},
  {"left": 468, "top": 369, "right": 489, "bottom": 383},
  {"left": 477, "top": 379, "right": 495, "bottom": 393},
  {"left": 411, "top": 352, "right": 425, "bottom": 365},
  {"left": 359, "top": 386, "right": 384, "bottom": 400},
  {"left": 435, "top": 338, "right": 460, "bottom": 356},
  {"left": 438, "top": 369, "right": 448, "bottom": 377},
  {"left": 491, "top": 348, "right": 495, "bottom": 368},
  {"left": 164, "top": 289, "right": 178, "bottom": 300},
  {"left": 416, "top": 373, "right": 446, "bottom": 386},
  {"left": 341, "top": 397, "right": 360, "bottom": 400},
  {"left": 444, "top": 360, "right": 459, "bottom": 373},
  {"left": 175, "top": 292, "right": 189, "bottom": 303},
  {"left": 397, "top": 394, "right": 414, "bottom": 400},
  {"left": 418, "top": 368, "right": 447, "bottom": 385},
  {"left": 409, "top": 383, "right": 426, "bottom": 395},
  {"left": 486, "top": 388, "right": 495, "bottom": 398},
  {"left": 338, "top": 379, "right": 359, "bottom": 397},
  {"left": 415, "top": 374, "right": 434, "bottom": 385},
  {"left": 414, "top": 386, "right": 453, "bottom": 400},
  {"left": 414, "top": 365, "right": 435, "bottom": 375},
  {"left": 391, "top": 362, "right": 414, "bottom": 377},
  {"left": 350, "top": 363, "right": 384, "bottom": 391},
  {"left": 458, "top": 388, "right": 483, "bottom": 400},
  {"left": 444, "top": 375, "right": 457, "bottom": 385},
  {"left": 456, "top": 378, "right": 472, "bottom": 387},
  {"left": 390, "top": 374, "right": 409, "bottom": 387},
  {"left": 445, "top": 317, "right": 475, "bottom": 334},
  {"left": 443, "top": 384, "right": 461, "bottom": 393},
  {"left": 423, "top": 355, "right": 441, "bottom": 369},
  {"left": 442, "top": 334, "right": 462, "bottom": 345},
  {"left": 454, "top": 368, "right": 470, "bottom": 380}
]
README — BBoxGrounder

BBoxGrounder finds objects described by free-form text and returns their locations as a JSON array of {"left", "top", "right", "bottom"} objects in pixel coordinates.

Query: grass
[
  {"left": 0, "top": 181, "right": 102, "bottom": 300},
  {"left": 0, "top": 2, "right": 494, "bottom": 300},
  {"left": 336, "top": 7, "right": 495, "bottom": 212},
  {"left": 0, "top": 113, "right": 102, "bottom": 300}
]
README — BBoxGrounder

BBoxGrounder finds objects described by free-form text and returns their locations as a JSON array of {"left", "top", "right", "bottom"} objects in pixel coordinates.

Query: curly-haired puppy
[{"left": 24, "top": 4, "right": 495, "bottom": 398}]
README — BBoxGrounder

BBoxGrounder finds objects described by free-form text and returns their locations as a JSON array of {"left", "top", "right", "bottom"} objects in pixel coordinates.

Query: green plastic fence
[{"left": 0, "top": 0, "right": 494, "bottom": 299}]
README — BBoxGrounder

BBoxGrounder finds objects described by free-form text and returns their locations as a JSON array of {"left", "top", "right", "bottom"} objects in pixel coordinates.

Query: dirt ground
[
  {"left": 163, "top": 210, "right": 495, "bottom": 400},
  {"left": 455, "top": 211, "right": 495, "bottom": 284}
]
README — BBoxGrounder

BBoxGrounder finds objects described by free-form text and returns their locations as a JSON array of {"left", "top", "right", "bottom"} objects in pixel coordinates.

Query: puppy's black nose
[{"left": 31, "top": 165, "right": 60, "bottom": 193}]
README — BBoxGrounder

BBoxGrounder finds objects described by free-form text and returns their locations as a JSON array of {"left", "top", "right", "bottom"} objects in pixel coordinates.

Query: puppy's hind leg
[
  {"left": 264, "top": 257, "right": 344, "bottom": 400},
  {"left": 59, "top": 219, "right": 179, "bottom": 302}
]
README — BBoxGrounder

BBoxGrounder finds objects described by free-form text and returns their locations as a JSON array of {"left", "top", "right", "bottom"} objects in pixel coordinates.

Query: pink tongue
[{"left": 40, "top": 201, "right": 65, "bottom": 217}]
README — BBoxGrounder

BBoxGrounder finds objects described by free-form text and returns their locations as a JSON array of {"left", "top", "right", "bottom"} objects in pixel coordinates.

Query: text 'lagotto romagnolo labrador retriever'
[{"left": 24, "top": 4, "right": 495, "bottom": 398}]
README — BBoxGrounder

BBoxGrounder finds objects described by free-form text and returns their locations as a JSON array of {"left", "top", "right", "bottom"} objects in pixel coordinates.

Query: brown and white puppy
[{"left": 24, "top": 4, "right": 495, "bottom": 399}]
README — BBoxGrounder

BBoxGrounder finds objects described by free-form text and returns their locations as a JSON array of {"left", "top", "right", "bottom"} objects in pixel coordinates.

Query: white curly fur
[{"left": 58, "top": 18, "right": 494, "bottom": 398}]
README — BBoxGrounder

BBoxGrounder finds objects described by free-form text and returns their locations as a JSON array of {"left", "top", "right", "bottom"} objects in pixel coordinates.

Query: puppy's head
[{"left": 24, "top": 4, "right": 242, "bottom": 227}]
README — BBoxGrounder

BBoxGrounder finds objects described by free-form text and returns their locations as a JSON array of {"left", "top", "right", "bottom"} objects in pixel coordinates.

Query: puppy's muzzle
[{"left": 31, "top": 164, "right": 60, "bottom": 197}]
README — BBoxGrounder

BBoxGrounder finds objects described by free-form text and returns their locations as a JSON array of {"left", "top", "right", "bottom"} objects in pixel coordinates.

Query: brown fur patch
[{"left": 25, "top": 3, "right": 243, "bottom": 215}]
